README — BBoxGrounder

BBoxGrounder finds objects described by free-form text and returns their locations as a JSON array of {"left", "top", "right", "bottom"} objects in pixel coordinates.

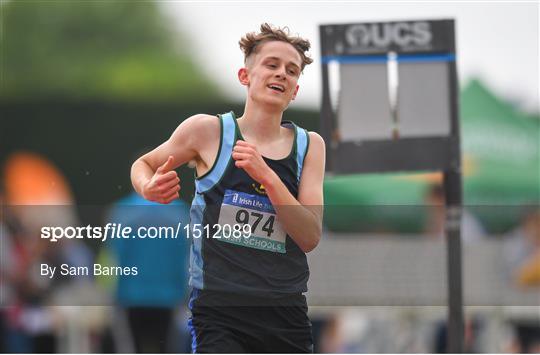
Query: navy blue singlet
[{"left": 188, "top": 111, "right": 310, "bottom": 297}]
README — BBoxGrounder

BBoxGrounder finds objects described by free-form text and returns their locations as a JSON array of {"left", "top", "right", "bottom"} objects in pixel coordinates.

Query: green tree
[{"left": 1, "top": 0, "right": 221, "bottom": 102}]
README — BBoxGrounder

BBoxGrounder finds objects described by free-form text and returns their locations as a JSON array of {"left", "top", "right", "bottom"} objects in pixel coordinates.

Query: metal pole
[
  {"left": 444, "top": 169, "right": 464, "bottom": 352},
  {"left": 444, "top": 19, "right": 464, "bottom": 352},
  {"left": 319, "top": 26, "right": 334, "bottom": 172},
  {"left": 320, "top": 62, "right": 333, "bottom": 172}
]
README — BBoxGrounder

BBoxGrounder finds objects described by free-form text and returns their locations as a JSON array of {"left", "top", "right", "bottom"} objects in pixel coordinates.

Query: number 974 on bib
[{"left": 217, "top": 190, "right": 287, "bottom": 253}]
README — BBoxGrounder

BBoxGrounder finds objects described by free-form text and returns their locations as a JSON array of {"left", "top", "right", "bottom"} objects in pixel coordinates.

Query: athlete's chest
[
  {"left": 242, "top": 130, "right": 295, "bottom": 161},
  {"left": 221, "top": 160, "right": 298, "bottom": 195},
  {"left": 197, "top": 129, "right": 295, "bottom": 177}
]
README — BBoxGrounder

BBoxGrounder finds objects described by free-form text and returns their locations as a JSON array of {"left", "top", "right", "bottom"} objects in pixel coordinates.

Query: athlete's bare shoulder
[
  {"left": 191, "top": 114, "right": 220, "bottom": 151},
  {"left": 307, "top": 131, "right": 325, "bottom": 150},
  {"left": 190, "top": 113, "right": 220, "bottom": 125},
  {"left": 165, "top": 113, "right": 221, "bottom": 175},
  {"left": 169, "top": 113, "right": 220, "bottom": 149},
  {"left": 179, "top": 113, "right": 220, "bottom": 133}
]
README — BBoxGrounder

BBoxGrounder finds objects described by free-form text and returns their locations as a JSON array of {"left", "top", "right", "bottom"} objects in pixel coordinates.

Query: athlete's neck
[{"left": 237, "top": 102, "right": 284, "bottom": 143}]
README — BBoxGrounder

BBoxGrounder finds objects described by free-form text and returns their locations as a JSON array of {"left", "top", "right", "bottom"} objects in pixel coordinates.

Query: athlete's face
[{"left": 238, "top": 41, "right": 301, "bottom": 111}]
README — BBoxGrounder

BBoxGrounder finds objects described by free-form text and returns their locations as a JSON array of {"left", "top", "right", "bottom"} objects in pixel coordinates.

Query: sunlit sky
[{"left": 161, "top": 1, "right": 539, "bottom": 113}]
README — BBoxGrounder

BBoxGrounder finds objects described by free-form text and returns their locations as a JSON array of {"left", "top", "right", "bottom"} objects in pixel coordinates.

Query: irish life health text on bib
[{"left": 217, "top": 189, "right": 287, "bottom": 253}]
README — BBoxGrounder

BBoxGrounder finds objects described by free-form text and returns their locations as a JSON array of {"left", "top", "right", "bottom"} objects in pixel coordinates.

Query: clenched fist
[
  {"left": 142, "top": 156, "right": 180, "bottom": 204},
  {"left": 232, "top": 140, "right": 273, "bottom": 184}
]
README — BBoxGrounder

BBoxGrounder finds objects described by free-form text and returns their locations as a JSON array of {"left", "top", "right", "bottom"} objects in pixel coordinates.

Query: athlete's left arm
[
  {"left": 234, "top": 132, "right": 325, "bottom": 253},
  {"left": 283, "top": 131, "right": 325, "bottom": 252}
]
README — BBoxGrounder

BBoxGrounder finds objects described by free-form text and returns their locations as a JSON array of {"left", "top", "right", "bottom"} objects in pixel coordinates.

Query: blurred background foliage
[{"left": 1, "top": 0, "right": 221, "bottom": 102}]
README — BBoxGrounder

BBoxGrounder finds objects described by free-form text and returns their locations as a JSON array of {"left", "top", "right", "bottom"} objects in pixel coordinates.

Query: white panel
[
  {"left": 338, "top": 63, "right": 393, "bottom": 141},
  {"left": 397, "top": 62, "right": 451, "bottom": 137}
]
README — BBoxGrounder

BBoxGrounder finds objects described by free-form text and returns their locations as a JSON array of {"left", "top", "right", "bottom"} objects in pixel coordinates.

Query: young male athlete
[{"left": 131, "top": 23, "right": 325, "bottom": 353}]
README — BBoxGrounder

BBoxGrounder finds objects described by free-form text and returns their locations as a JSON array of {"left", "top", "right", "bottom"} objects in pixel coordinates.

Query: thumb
[{"left": 157, "top": 155, "right": 174, "bottom": 173}]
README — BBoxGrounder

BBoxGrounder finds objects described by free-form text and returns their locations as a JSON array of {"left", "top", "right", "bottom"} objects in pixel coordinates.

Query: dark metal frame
[{"left": 320, "top": 19, "right": 464, "bottom": 352}]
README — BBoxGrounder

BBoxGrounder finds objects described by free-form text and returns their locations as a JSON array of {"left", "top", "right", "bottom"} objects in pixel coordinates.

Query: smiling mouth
[{"left": 267, "top": 84, "right": 285, "bottom": 93}]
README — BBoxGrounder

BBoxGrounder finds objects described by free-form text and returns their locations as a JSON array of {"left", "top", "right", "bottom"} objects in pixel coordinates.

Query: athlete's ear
[
  {"left": 238, "top": 68, "right": 249, "bottom": 86},
  {"left": 291, "top": 84, "right": 299, "bottom": 100}
]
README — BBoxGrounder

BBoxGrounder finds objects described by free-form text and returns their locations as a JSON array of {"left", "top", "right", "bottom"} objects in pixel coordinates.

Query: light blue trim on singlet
[
  {"left": 295, "top": 127, "right": 310, "bottom": 182},
  {"left": 189, "top": 112, "right": 236, "bottom": 290},
  {"left": 196, "top": 112, "right": 236, "bottom": 193},
  {"left": 188, "top": 192, "right": 205, "bottom": 290}
]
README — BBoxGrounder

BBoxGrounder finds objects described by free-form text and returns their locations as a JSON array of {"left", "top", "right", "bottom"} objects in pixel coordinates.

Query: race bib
[{"left": 216, "top": 189, "right": 287, "bottom": 253}]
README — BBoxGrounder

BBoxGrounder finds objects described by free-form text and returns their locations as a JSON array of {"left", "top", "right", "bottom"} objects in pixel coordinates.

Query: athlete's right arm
[{"left": 130, "top": 114, "right": 218, "bottom": 204}]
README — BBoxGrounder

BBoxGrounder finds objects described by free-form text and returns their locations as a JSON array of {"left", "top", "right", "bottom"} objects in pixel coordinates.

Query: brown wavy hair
[{"left": 239, "top": 23, "right": 313, "bottom": 71}]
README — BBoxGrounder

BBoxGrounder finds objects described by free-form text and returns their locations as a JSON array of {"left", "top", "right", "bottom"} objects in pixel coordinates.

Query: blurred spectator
[
  {"left": 503, "top": 207, "right": 540, "bottom": 287},
  {"left": 502, "top": 208, "right": 540, "bottom": 353},
  {"left": 317, "top": 310, "right": 370, "bottom": 353},
  {"left": 317, "top": 309, "right": 433, "bottom": 353},
  {"left": 520, "top": 325, "right": 540, "bottom": 353},
  {"left": 1, "top": 207, "right": 95, "bottom": 353},
  {"left": 0, "top": 191, "right": 20, "bottom": 353},
  {"left": 1, "top": 208, "right": 56, "bottom": 353},
  {"left": 432, "top": 317, "right": 482, "bottom": 353},
  {"left": 318, "top": 314, "right": 343, "bottom": 353},
  {"left": 424, "top": 183, "right": 486, "bottom": 243},
  {"left": 105, "top": 192, "right": 191, "bottom": 353},
  {"left": 506, "top": 321, "right": 540, "bottom": 353}
]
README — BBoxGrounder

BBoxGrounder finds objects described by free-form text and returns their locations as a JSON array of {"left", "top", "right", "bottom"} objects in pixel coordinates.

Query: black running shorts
[{"left": 188, "top": 289, "right": 313, "bottom": 353}]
